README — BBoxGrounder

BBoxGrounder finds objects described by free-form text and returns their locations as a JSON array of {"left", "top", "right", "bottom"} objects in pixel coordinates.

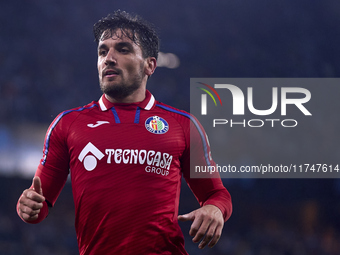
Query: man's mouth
[{"left": 103, "top": 69, "right": 119, "bottom": 78}]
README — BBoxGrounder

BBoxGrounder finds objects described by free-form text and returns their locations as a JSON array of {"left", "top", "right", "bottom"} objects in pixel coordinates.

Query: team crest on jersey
[{"left": 145, "top": 116, "right": 169, "bottom": 134}]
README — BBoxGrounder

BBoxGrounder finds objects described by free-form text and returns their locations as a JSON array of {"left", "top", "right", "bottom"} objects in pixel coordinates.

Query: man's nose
[{"left": 105, "top": 49, "right": 117, "bottom": 65}]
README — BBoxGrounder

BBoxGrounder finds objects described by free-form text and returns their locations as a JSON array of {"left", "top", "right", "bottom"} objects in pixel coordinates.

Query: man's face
[{"left": 97, "top": 29, "right": 148, "bottom": 100}]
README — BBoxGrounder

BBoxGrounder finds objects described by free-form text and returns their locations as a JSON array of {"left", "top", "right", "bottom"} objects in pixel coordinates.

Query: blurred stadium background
[{"left": 1, "top": 0, "right": 340, "bottom": 254}]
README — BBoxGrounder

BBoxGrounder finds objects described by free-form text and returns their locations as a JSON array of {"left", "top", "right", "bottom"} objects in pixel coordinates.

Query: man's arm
[
  {"left": 178, "top": 115, "right": 232, "bottom": 249},
  {"left": 178, "top": 176, "right": 232, "bottom": 249},
  {"left": 17, "top": 111, "right": 71, "bottom": 224}
]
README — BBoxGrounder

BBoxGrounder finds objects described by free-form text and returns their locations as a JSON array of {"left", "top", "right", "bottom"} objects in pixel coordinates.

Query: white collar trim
[
  {"left": 144, "top": 94, "right": 155, "bottom": 110},
  {"left": 99, "top": 96, "right": 107, "bottom": 111}
]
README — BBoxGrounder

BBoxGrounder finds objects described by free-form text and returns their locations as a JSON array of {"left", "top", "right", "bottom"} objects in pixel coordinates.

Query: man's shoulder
[
  {"left": 52, "top": 101, "right": 99, "bottom": 124},
  {"left": 154, "top": 102, "right": 191, "bottom": 119},
  {"left": 154, "top": 101, "right": 208, "bottom": 140},
  {"left": 154, "top": 101, "right": 202, "bottom": 126}
]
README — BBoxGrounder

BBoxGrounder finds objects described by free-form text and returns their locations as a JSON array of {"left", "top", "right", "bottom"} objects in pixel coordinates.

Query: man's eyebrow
[
  {"left": 98, "top": 43, "right": 108, "bottom": 51},
  {"left": 116, "top": 41, "right": 134, "bottom": 48},
  {"left": 97, "top": 41, "right": 134, "bottom": 51}
]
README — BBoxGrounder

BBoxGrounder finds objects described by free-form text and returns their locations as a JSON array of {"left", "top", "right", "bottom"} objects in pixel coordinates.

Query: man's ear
[{"left": 144, "top": 57, "right": 157, "bottom": 77}]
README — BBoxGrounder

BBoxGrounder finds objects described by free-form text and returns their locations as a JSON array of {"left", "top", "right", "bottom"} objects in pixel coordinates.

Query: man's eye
[
  {"left": 120, "top": 48, "right": 129, "bottom": 53},
  {"left": 99, "top": 50, "right": 107, "bottom": 56}
]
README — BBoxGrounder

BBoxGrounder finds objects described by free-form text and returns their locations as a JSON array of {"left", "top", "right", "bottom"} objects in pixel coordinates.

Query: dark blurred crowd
[
  {"left": 2, "top": 177, "right": 340, "bottom": 255},
  {"left": 1, "top": 0, "right": 340, "bottom": 124},
  {"left": 1, "top": 0, "right": 340, "bottom": 254}
]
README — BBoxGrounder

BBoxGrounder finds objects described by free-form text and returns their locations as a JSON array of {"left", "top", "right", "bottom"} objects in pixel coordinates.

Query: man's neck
[{"left": 104, "top": 87, "right": 146, "bottom": 104}]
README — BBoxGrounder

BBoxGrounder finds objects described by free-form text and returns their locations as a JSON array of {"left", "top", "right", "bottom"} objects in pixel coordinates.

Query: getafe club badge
[{"left": 145, "top": 116, "right": 169, "bottom": 134}]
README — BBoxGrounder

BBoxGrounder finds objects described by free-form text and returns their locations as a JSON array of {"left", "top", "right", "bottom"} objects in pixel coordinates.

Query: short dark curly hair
[{"left": 93, "top": 10, "right": 159, "bottom": 60}]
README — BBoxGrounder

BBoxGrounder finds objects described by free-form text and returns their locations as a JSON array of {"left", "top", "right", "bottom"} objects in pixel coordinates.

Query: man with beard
[{"left": 17, "top": 10, "right": 232, "bottom": 255}]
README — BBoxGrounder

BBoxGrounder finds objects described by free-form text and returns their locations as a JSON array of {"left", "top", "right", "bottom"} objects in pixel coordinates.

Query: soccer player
[{"left": 17, "top": 10, "right": 232, "bottom": 255}]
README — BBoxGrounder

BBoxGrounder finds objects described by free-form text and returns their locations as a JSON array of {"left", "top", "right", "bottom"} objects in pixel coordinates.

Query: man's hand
[
  {"left": 18, "top": 176, "right": 45, "bottom": 222},
  {"left": 178, "top": 204, "right": 224, "bottom": 249}
]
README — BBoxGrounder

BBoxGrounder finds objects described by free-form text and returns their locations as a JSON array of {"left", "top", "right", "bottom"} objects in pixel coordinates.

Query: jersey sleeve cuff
[{"left": 203, "top": 200, "right": 232, "bottom": 222}]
